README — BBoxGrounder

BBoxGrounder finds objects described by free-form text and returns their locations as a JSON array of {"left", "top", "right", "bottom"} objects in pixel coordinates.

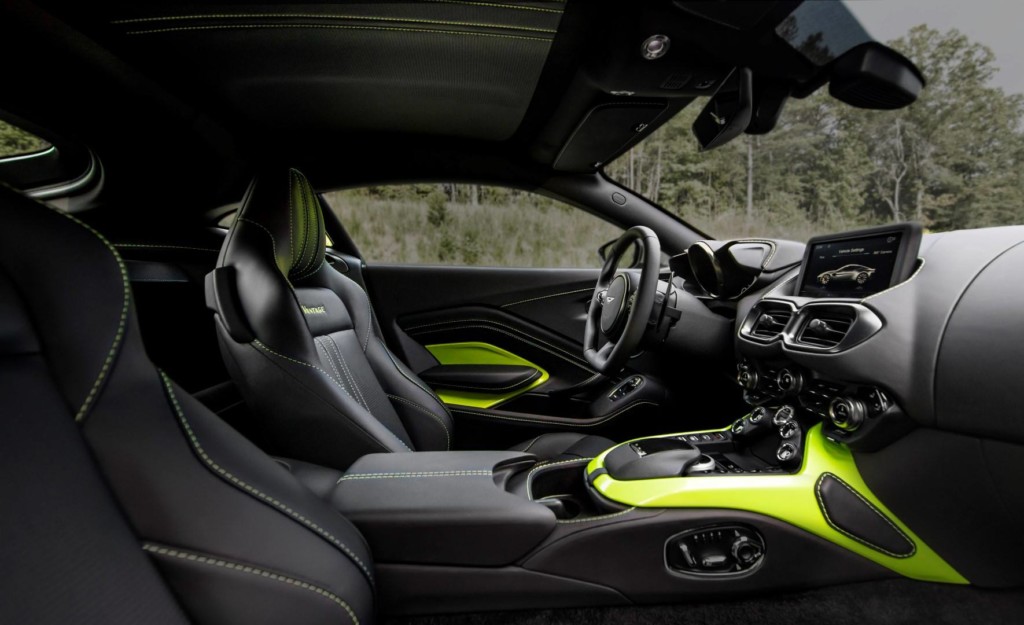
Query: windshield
[{"left": 605, "top": 0, "right": 1024, "bottom": 241}]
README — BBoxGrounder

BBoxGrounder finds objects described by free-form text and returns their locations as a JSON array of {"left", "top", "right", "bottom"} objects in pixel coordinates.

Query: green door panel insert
[
  {"left": 424, "top": 342, "right": 549, "bottom": 409},
  {"left": 586, "top": 424, "right": 967, "bottom": 584}
]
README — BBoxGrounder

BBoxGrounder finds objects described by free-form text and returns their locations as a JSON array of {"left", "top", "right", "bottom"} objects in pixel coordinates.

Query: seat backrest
[
  {"left": 0, "top": 184, "right": 374, "bottom": 625},
  {"left": 209, "top": 169, "right": 452, "bottom": 469}
]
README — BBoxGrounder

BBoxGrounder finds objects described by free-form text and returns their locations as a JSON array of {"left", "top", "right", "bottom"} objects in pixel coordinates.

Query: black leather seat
[
  {"left": 0, "top": 184, "right": 374, "bottom": 624},
  {"left": 208, "top": 169, "right": 613, "bottom": 470}
]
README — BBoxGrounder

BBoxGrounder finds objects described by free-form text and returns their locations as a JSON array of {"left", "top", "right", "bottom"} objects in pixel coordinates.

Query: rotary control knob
[
  {"left": 749, "top": 406, "right": 769, "bottom": 424},
  {"left": 730, "top": 535, "right": 764, "bottom": 567},
  {"left": 776, "top": 442, "right": 797, "bottom": 462},
  {"left": 736, "top": 368, "right": 759, "bottom": 391},
  {"left": 772, "top": 405, "right": 796, "bottom": 426},
  {"left": 828, "top": 397, "right": 866, "bottom": 431},
  {"left": 776, "top": 368, "right": 803, "bottom": 395},
  {"left": 778, "top": 419, "right": 799, "bottom": 440}
]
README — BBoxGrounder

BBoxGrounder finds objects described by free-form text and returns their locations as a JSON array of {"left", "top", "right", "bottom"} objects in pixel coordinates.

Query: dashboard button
[
  {"left": 779, "top": 420, "right": 799, "bottom": 439},
  {"left": 772, "top": 405, "right": 795, "bottom": 426}
]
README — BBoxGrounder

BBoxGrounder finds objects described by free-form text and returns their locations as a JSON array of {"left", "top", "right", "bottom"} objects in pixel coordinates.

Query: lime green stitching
[
  {"left": 40, "top": 207, "right": 129, "bottom": 423},
  {"left": 339, "top": 470, "right": 490, "bottom": 481},
  {"left": 293, "top": 259, "right": 326, "bottom": 281},
  {"left": 386, "top": 393, "right": 451, "bottom": 450},
  {"left": 124, "top": 23, "right": 552, "bottom": 42},
  {"left": 157, "top": 371, "right": 374, "bottom": 583},
  {"left": 114, "top": 243, "right": 220, "bottom": 253},
  {"left": 526, "top": 457, "right": 592, "bottom": 500},
  {"left": 253, "top": 340, "right": 412, "bottom": 452},
  {"left": 421, "top": 0, "right": 563, "bottom": 15},
  {"left": 113, "top": 12, "right": 559, "bottom": 32},
  {"left": 143, "top": 543, "right": 359, "bottom": 624},
  {"left": 288, "top": 170, "right": 296, "bottom": 268}
]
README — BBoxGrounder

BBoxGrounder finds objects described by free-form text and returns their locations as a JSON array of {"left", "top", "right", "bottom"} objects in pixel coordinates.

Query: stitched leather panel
[{"left": 0, "top": 184, "right": 374, "bottom": 625}]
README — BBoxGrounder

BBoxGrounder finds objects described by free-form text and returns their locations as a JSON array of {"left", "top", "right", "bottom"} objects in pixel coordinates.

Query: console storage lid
[{"left": 331, "top": 451, "right": 554, "bottom": 566}]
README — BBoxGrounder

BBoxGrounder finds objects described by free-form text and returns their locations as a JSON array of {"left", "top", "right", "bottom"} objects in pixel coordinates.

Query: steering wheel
[{"left": 584, "top": 226, "right": 662, "bottom": 374}]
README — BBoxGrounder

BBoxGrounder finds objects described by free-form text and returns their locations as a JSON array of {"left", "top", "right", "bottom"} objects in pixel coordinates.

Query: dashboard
[{"left": 673, "top": 223, "right": 1024, "bottom": 451}]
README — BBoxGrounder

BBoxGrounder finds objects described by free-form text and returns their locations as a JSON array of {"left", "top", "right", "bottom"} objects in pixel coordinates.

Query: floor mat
[{"left": 386, "top": 579, "right": 1024, "bottom": 625}]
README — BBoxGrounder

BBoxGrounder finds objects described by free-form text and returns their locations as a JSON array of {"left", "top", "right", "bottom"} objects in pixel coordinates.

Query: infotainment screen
[{"left": 797, "top": 223, "right": 922, "bottom": 298}]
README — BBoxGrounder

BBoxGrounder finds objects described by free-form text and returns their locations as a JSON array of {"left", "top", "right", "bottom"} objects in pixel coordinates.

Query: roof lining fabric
[{"left": 110, "top": 2, "right": 565, "bottom": 141}]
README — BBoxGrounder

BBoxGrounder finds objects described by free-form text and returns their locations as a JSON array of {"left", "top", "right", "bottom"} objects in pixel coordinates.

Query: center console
[{"left": 328, "top": 223, "right": 972, "bottom": 615}]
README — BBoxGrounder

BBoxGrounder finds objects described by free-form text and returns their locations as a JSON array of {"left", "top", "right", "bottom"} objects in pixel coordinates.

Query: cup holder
[{"left": 527, "top": 461, "right": 615, "bottom": 520}]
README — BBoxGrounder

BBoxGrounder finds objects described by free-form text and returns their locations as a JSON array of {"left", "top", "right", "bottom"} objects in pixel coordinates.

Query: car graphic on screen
[{"left": 818, "top": 264, "right": 876, "bottom": 285}]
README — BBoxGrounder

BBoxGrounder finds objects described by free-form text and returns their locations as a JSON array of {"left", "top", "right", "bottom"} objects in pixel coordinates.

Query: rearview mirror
[
  {"left": 692, "top": 67, "right": 753, "bottom": 151},
  {"left": 598, "top": 238, "right": 642, "bottom": 268},
  {"left": 829, "top": 43, "right": 925, "bottom": 110}
]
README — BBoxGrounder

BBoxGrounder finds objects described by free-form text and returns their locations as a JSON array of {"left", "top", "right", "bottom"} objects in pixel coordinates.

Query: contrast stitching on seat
[
  {"left": 142, "top": 543, "right": 359, "bottom": 625},
  {"left": 237, "top": 217, "right": 287, "bottom": 283},
  {"left": 287, "top": 169, "right": 298, "bottom": 269},
  {"left": 451, "top": 400, "right": 657, "bottom": 427},
  {"left": 339, "top": 470, "right": 490, "bottom": 482},
  {"left": 501, "top": 287, "right": 593, "bottom": 308},
  {"left": 293, "top": 259, "right": 326, "bottom": 281},
  {"left": 157, "top": 371, "right": 375, "bottom": 584},
  {"left": 421, "top": 0, "right": 563, "bottom": 14},
  {"left": 351, "top": 282, "right": 374, "bottom": 352},
  {"left": 252, "top": 340, "right": 412, "bottom": 451},
  {"left": 386, "top": 394, "right": 451, "bottom": 450},
  {"left": 114, "top": 243, "right": 220, "bottom": 253},
  {"left": 556, "top": 507, "right": 635, "bottom": 524},
  {"left": 325, "top": 335, "right": 372, "bottom": 412},
  {"left": 112, "top": 13, "right": 559, "bottom": 33},
  {"left": 294, "top": 170, "right": 318, "bottom": 277},
  {"left": 42, "top": 208, "right": 130, "bottom": 423},
  {"left": 815, "top": 472, "right": 916, "bottom": 558},
  {"left": 376, "top": 339, "right": 453, "bottom": 418},
  {"left": 313, "top": 337, "right": 345, "bottom": 387},
  {"left": 124, "top": 23, "right": 554, "bottom": 42},
  {"left": 526, "top": 457, "right": 592, "bottom": 500},
  {"left": 405, "top": 320, "right": 595, "bottom": 374}
]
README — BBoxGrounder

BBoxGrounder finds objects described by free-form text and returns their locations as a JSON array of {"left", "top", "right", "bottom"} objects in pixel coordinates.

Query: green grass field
[{"left": 324, "top": 191, "right": 623, "bottom": 268}]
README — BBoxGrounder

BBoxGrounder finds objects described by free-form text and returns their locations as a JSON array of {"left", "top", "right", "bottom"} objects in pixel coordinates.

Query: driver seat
[{"left": 208, "top": 169, "right": 613, "bottom": 469}]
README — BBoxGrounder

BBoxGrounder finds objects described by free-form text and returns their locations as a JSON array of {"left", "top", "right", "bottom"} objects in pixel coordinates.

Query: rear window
[{"left": 0, "top": 119, "right": 50, "bottom": 159}]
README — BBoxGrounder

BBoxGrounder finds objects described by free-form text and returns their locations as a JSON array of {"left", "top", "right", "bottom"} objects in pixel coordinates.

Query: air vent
[
  {"left": 796, "top": 313, "right": 854, "bottom": 348},
  {"left": 749, "top": 309, "right": 793, "bottom": 339}
]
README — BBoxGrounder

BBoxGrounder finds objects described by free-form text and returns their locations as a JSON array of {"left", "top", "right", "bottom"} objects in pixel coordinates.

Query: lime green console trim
[
  {"left": 424, "top": 342, "right": 549, "bottom": 409},
  {"left": 587, "top": 424, "right": 966, "bottom": 584}
]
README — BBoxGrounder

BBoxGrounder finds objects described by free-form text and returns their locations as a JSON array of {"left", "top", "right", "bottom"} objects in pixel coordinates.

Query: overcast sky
[{"left": 844, "top": 0, "right": 1024, "bottom": 94}]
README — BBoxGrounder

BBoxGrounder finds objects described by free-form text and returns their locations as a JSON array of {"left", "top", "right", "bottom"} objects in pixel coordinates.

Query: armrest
[
  {"left": 418, "top": 364, "right": 540, "bottom": 393},
  {"left": 330, "top": 451, "right": 555, "bottom": 566}
]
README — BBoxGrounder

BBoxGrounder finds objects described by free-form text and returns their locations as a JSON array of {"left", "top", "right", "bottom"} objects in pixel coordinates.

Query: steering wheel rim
[{"left": 584, "top": 225, "right": 661, "bottom": 374}]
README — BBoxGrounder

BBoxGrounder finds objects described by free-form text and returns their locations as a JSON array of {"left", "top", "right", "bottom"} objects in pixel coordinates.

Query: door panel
[{"left": 364, "top": 265, "right": 669, "bottom": 449}]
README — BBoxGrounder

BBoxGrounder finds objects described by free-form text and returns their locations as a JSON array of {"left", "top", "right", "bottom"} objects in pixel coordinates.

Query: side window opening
[
  {"left": 322, "top": 184, "right": 623, "bottom": 268},
  {"left": 0, "top": 118, "right": 50, "bottom": 159}
]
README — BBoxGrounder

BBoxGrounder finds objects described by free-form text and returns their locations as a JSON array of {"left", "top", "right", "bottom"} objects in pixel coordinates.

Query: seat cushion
[{"left": 509, "top": 432, "right": 616, "bottom": 461}]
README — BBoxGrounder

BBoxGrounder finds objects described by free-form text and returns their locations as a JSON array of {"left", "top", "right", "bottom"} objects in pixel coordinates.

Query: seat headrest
[{"left": 228, "top": 168, "right": 327, "bottom": 282}]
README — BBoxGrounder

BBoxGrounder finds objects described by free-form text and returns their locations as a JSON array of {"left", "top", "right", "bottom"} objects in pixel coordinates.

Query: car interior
[{"left": 3, "top": 0, "right": 1024, "bottom": 623}]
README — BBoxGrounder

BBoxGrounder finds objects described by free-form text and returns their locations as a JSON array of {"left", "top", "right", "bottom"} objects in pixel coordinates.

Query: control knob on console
[
  {"left": 730, "top": 534, "right": 764, "bottom": 567},
  {"left": 736, "top": 366, "right": 759, "bottom": 391},
  {"left": 772, "top": 405, "right": 796, "bottom": 426},
  {"left": 828, "top": 397, "right": 866, "bottom": 431},
  {"left": 776, "top": 368, "right": 803, "bottom": 395}
]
